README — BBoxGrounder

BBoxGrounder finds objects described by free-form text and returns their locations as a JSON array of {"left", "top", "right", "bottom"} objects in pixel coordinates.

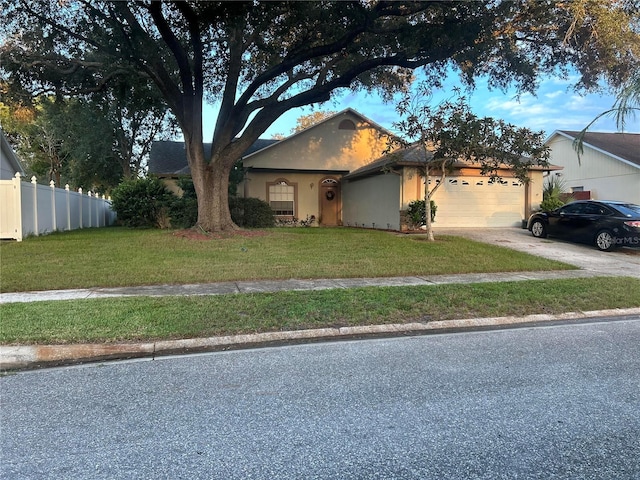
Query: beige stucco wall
[
  {"left": 240, "top": 110, "right": 396, "bottom": 224},
  {"left": 342, "top": 173, "right": 401, "bottom": 230},
  {"left": 159, "top": 177, "right": 183, "bottom": 197},
  {"left": 242, "top": 171, "right": 341, "bottom": 222},
  {"left": 528, "top": 170, "right": 544, "bottom": 213},
  {"left": 547, "top": 134, "right": 640, "bottom": 204},
  {"left": 243, "top": 111, "right": 393, "bottom": 172}
]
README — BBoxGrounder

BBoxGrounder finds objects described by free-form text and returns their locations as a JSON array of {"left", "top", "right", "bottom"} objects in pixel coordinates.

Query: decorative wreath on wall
[{"left": 325, "top": 190, "right": 335, "bottom": 200}]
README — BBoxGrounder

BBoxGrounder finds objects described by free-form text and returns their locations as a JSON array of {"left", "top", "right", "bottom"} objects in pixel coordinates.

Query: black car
[{"left": 527, "top": 200, "right": 640, "bottom": 251}]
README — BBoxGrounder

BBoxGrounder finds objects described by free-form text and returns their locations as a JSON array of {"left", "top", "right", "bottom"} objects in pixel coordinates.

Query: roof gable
[
  {"left": 1, "top": 130, "right": 25, "bottom": 178},
  {"left": 243, "top": 108, "right": 397, "bottom": 162},
  {"left": 149, "top": 108, "right": 395, "bottom": 176},
  {"left": 240, "top": 109, "right": 397, "bottom": 173},
  {"left": 550, "top": 130, "right": 640, "bottom": 169}
]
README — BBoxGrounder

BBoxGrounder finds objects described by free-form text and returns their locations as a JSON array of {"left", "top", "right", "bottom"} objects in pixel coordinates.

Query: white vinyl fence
[{"left": 0, "top": 173, "right": 116, "bottom": 241}]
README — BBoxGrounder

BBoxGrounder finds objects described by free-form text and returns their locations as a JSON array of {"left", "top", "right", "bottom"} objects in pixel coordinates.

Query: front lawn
[{"left": 0, "top": 227, "right": 573, "bottom": 292}]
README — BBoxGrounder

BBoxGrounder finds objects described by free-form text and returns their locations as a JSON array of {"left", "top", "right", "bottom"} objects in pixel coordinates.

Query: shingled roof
[
  {"left": 344, "top": 142, "right": 555, "bottom": 181},
  {"left": 556, "top": 131, "right": 640, "bottom": 167},
  {"left": 149, "top": 139, "right": 279, "bottom": 175}
]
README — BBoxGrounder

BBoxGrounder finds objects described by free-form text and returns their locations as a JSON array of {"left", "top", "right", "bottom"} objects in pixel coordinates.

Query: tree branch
[{"left": 148, "top": 1, "right": 193, "bottom": 97}]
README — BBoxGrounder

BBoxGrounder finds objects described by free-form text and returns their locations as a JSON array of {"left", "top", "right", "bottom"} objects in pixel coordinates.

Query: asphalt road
[{"left": 2, "top": 317, "right": 640, "bottom": 479}]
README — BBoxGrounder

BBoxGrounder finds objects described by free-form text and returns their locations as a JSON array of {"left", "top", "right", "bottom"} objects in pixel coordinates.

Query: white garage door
[{"left": 431, "top": 176, "right": 525, "bottom": 228}]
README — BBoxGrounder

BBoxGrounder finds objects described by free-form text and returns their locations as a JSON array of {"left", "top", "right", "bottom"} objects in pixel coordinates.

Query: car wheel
[
  {"left": 595, "top": 230, "right": 616, "bottom": 251},
  {"left": 530, "top": 220, "right": 547, "bottom": 238}
]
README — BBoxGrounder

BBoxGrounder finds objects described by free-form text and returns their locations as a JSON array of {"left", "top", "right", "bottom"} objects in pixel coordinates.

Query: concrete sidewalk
[{"left": 0, "top": 269, "right": 604, "bottom": 304}]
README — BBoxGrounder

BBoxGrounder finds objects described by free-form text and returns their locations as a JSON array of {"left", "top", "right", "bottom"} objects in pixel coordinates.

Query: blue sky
[{"left": 202, "top": 72, "right": 639, "bottom": 142}]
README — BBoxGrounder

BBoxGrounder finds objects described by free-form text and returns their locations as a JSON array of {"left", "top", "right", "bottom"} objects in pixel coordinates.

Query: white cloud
[{"left": 544, "top": 90, "right": 564, "bottom": 99}]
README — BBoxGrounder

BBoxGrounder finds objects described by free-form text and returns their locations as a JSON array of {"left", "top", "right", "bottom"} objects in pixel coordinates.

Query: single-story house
[
  {"left": 1, "top": 130, "right": 25, "bottom": 180},
  {"left": 239, "top": 109, "right": 397, "bottom": 226},
  {"left": 149, "top": 109, "right": 553, "bottom": 229},
  {"left": 544, "top": 130, "right": 640, "bottom": 204}
]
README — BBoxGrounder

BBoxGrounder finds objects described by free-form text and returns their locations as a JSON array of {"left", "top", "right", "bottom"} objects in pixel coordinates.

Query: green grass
[
  {"left": 2, "top": 277, "right": 638, "bottom": 345},
  {"left": 0, "top": 226, "right": 573, "bottom": 292}
]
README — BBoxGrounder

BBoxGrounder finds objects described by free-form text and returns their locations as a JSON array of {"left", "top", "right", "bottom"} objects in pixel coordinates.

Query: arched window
[
  {"left": 321, "top": 178, "right": 339, "bottom": 185},
  {"left": 338, "top": 119, "right": 356, "bottom": 130}
]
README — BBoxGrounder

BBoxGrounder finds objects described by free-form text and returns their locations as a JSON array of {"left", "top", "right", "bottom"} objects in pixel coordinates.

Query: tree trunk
[
  {"left": 424, "top": 158, "right": 447, "bottom": 242},
  {"left": 424, "top": 167, "right": 435, "bottom": 242},
  {"left": 188, "top": 144, "right": 238, "bottom": 232}
]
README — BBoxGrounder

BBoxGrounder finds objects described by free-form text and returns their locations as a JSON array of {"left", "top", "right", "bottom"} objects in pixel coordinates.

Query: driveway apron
[{"left": 433, "top": 227, "right": 640, "bottom": 279}]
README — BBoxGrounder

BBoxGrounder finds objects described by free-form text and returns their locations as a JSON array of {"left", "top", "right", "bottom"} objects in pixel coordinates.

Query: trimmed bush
[
  {"left": 113, "top": 177, "right": 275, "bottom": 229},
  {"left": 111, "top": 177, "right": 173, "bottom": 228},
  {"left": 230, "top": 196, "right": 275, "bottom": 228},
  {"left": 407, "top": 199, "right": 437, "bottom": 228}
]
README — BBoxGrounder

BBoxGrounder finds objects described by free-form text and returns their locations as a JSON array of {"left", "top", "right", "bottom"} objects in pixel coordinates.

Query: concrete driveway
[{"left": 434, "top": 227, "right": 640, "bottom": 279}]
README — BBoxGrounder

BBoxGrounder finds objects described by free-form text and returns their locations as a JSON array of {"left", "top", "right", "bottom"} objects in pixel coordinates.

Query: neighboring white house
[
  {"left": 545, "top": 130, "right": 640, "bottom": 204},
  {"left": 1, "top": 130, "right": 25, "bottom": 180}
]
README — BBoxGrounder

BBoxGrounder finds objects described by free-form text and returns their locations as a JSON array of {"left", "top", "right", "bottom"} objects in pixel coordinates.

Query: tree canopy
[
  {"left": 2, "top": 0, "right": 638, "bottom": 230},
  {"left": 1, "top": 74, "right": 175, "bottom": 190},
  {"left": 573, "top": 72, "right": 640, "bottom": 160}
]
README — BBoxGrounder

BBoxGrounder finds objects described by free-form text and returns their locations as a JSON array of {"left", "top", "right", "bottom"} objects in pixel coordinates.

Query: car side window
[
  {"left": 583, "top": 203, "right": 607, "bottom": 215},
  {"left": 599, "top": 206, "right": 614, "bottom": 216},
  {"left": 560, "top": 203, "right": 585, "bottom": 214}
]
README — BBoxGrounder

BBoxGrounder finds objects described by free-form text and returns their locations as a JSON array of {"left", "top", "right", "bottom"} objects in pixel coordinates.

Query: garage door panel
[{"left": 431, "top": 177, "right": 524, "bottom": 228}]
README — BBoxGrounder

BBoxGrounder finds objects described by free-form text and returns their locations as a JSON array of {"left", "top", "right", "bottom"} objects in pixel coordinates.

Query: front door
[{"left": 320, "top": 178, "right": 340, "bottom": 226}]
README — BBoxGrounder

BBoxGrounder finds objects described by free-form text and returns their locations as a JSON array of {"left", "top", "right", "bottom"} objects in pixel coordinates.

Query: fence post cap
[
  {"left": 50, "top": 180, "right": 55, "bottom": 188},
  {"left": 78, "top": 187, "right": 83, "bottom": 194},
  {"left": 31, "top": 176, "right": 37, "bottom": 183},
  {"left": 65, "top": 184, "right": 70, "bottom": 191},
  {"left": 14, "top": 172, "right": 21, "bottom": 179}
]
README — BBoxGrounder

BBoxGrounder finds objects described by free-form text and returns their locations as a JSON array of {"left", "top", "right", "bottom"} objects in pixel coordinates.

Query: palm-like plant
[
  {"left": 540, "top": 175, "right": 574, "bottom": 212},
  {"left": 573, "top": 74, "right": 640, "bottom": 160}
]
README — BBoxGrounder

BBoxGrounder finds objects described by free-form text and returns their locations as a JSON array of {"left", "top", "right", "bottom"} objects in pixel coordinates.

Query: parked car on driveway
[{"left": 527, "top": 200, "right": 640, "bottom": 251}]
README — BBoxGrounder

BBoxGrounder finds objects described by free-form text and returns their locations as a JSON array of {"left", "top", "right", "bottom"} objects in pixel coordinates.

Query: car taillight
[{"left": 624, "top": 221, "right": 640, "bottom": 227}]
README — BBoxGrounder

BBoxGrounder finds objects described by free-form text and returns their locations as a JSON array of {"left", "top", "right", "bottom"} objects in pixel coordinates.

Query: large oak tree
[{"left": 2, "top": 0, "right": 638, "bottom": 231}]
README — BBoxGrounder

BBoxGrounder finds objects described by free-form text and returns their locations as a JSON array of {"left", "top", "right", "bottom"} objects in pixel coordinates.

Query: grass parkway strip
[{"left": 2, "top": 277, "right": 639, "bottom": 345}]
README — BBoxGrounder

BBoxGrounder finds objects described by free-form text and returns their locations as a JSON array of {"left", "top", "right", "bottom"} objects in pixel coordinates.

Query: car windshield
[{"left": 612, "top": 203, "right": 640, "bottom": 217}]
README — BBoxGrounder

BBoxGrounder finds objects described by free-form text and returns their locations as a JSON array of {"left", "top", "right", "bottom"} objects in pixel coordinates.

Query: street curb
[{"left": 2, "top": 307, "right": 639, "bottom": 371}]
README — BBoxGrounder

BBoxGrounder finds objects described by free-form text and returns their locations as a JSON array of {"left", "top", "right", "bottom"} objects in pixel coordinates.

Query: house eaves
[
  {"left": 548, "top": 130, "right": 640, "bottom": 170},
  {"left": 246, "top": 167, "right": 349, "bottom": 175},
  {"left": 344, "top": 142, "right": 561, "bottom": 182}
]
